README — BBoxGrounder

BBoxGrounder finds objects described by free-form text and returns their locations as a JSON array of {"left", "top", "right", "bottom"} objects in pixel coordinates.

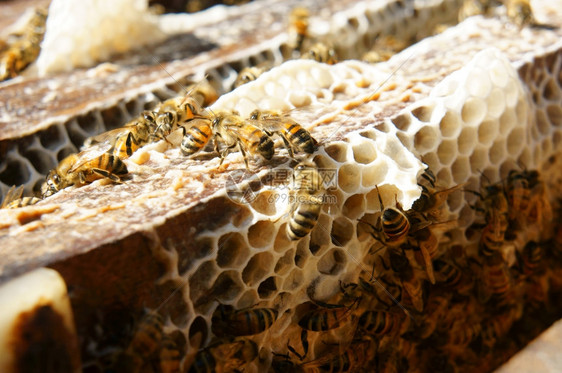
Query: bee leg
[
  {"left": 280, "top": 135, "right": 295, "bottom": 159},
  {"left": 236, "top": 140, "right": 250, "bottom": 170},
  {"left": 91, "top": 169, "right": 123, "bottom": 183}
]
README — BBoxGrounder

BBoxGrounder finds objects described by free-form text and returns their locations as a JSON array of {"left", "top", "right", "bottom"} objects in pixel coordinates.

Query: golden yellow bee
[
  {"left": 361, "top": 35, "right": 408, "bottom": 63},
  {"left": 212, "top": 111, "right": 275, "bottom": 168},
  {"left": 476, "top": 252, "right": 514, "bottom": 306},
  {"left": 287, "top": 161, "right": 325, "bottom": 240},
  {"left": 233, "top": 64, "right": 270, "bottom": 88},
  {"left": 86, "top": 111, "right": 156, "bottom": 159},
  {"left": 361, "top": 186, "right": 411, "bottom": 248},
  {"left": 180, "top": 117, "right": 214, "bottom": 156},
  {"left": 249, "top": 110, "right": 317, "bottom": 156},
  {"left": 211, "top": 304, "right": 278, "bottom": 337},
  {"left": 1, "top": 185, "right": 41, "bottom": 209},
  {"left": 288, "top": 7, "right": 310, "bottom": 53},
  {"left": 186, "top": 80, "right": 220, "bottom": 108},
  {"left": 188, "top": 339, "right": 258, "bottom": 373},
  {"left": 159, "top": 334, "right": 182, "bottom": 373},
  {"left": 153, "top": 95, "right": 207, "bottom": 142},
  {"left": 357, "top": 309, "right": 404, "bottom": 338},
  {"left": 0, "top": 7, "right": 47, "bottom": 81},
  {"left": 301, "top": 42, "right": 338, "bottom": 65},
  {"left": 41, "top": 151, "right": 128, "bottom": 197}
]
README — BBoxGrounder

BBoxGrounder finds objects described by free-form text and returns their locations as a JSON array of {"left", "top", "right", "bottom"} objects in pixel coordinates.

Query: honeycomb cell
[
  {"left": 414, "top": 126, "right": 440, "bottom": 153},
  {"left": 536, "top": 109, "right": 550, "bottom": 136},
  {"left": 439, "top": 111, "right": 461, "bottom": 138},
  {"left": 461, "top": 97, "right": 486, "bottom": 126},
  {"left": 546, "top": 104, "right": 562, "bottom": 127},
  {"left": 39, "top": 124, "right": 67, "bottom": 150},
  {"left": 100, "top": 104, "right": 128, "bottom": 132},
  {"left": 189, "top": 316, "right": 209, "bottom": 348},
  {"left": 309, "top": 214, "right": 332, "bottom": 255},
  {"left": 365, "top": 188, "right": 383, "bottom": 212},
  {"left": 514, "top": 98, "right": 528, "bottom": 123},
  {"left": 274, "top": 249, "right": 295, "bottom": 276},
  {"left": 436, "top": 168, "right": 452, "bottom": 187},
  {"left": 361, "top": 160, "right": 388, "bottom": 188},
  {"left": 466, "top": 67, "right": 492, "bottom": 98},
  {"left": 411, "top": 105, "right": 433, "bottom": 122},
  {"left": 282, "top": 268, "right": 303, "bottom": 292},
  {"left": 541, "top": 138, "right": 553, "bottom": 158},
  {"left": 242, "top": 252, "right": 275, "bottom": 286},
  {"left": 317, "top": 248, "right": 347, "bottom": 276},
  {"left": 248, "top": 220, "right": 277, "bottom": 248},
  {"left": 451, "top": 156, "right": 470, "bottom": 184},
  {"left": 342, "top": 194, "right": 366, "bottom": 220},
  {"left": 543, "top": 77, "right": 561, "bottom": 101},
  {"left": 209, "top": 270, "right": 244, "bottom": 302},
  {"left": 391, "top": 113, "right": 412, "bottom": 131},
  {"left": 490, "top": 58, "right": 510, "bottom": 87},
  {"left": 324, "top": 142, "right": 348, "bottom": 163},
  {"left": 489, "top": 140, "right": 506, "bottom": 165},
  {"left": 258, "top": 276, "right": 278, "bottom": 299},
  {"left": 554, "top": 131, "right": 562, "bottom": 149},
  {"left": 250, "top": 190, "right": 278, "bottom": 216},
  {"left": 23, "top": 149, "right": 54, "bottom": 176},
  {"left": 470, "top": 146, "right": 489, "bottom": 173},
  {"left": 437, "top": 139, "right": 457, "bottom": 166},
  {"left": 190, "top": 261, "right": 220, "bottom": 308},
  {"left": 273, "top": 224, "right": 292, "bottom": 253},
  {"left": 507, "top": 127, "right": 526, "bottom": 156},
  {"left": 294, "top": 239, "right": 311, "bottom": 269},
  {"left": 486, "top": 87, "right": 506, "bottom": 119},
  {"left": 351, "top": 140, "right": 377, "bottom": 164},
  {"left": 76, "top": 110, "right": 103, "bottom": 135},
  {"left": 0, "top": 159, "right": 30, "bottom": 186},
  {"left": 338, "top": 163, "right": 361, "bottom": 194},
  {"left": 217, "top": 232, "right": 250, "bottom": 269},
  {"left": 330, "top": 217, "right": 354, "bottom": 247},
  {"left": 499, "top": 108, "right": 517, "bottom": 134},
  {"left": 478, "top": 119, "right": 499, "bottom": 147},
  {"left": 237, "top": 289, "right": 259, "bottom": 308},
  {"left": 458, "top": 127, "right": 477, "bottom": 155}
]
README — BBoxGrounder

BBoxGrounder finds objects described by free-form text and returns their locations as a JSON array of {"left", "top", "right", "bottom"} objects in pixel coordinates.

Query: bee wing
[
  {"left": 84, "top": 127, "right": 129, "bottom": 146},
  {"left": 1, "top": 185, "right": 24, "bottom": 208}
]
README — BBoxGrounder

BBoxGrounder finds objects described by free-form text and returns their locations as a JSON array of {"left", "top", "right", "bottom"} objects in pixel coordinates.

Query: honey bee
[
  {"left": 384, "top": 250, "right": 425, "bottom": 312},
  {"left": 233, "top": 64, "right": 270, "bottom": 88},
  {"left": 249, "top": 110, "right": 317, "bottom": 156},
  {"left": 0, "top": 7, "right": 47, "bottom": 81},
  {"left": 411, "top": 182, "right": 465, "bottom": 222},
  {"left": 480, "top": 306, "right": 519, "bottom": 350},
  {"left": 306, "top": 336, "right": 377, "bottom": 372},
  {"left": 188, "top": 339, "right": 258, "bottom": 373},
  {"left": 301, "top": 42, "right": 338, "bottom": 64},
  {"left": 180, "top": 118, "right": 214, "bottom": 157},
  {"left": 470, "top": 183, "right": 509, "bottom": 256},
  {"left": 186, "top": 80, "right": 220, "bottom": 108},
  {"left": 211, "top": 304, "right": 278, "bottom": 337},
  {"left": 519, "top": 241, "right": 545, "bottom": 276},
  {"left": 86, "top": 111, "right": 156, "bottom": 159},
  {"left": 475, "top": 252, "right": 514, "bottom": 306},
  {"left": 432, "top": 258, "right": 474, "bottom": 295},
  {"left": 159, "top": 334, "right": 182, "bottom": 373},
  {"left": 357, "top": 309, "right": 405, "bottom": 338},
  {"left": 112, "top": 311, "right": 165, "bottom": 371},
  {"left": 153, "top": 95, "right": 207, "bottom": 142},
  {"left": 41, "top": 151, "right": 128, "bottom": 197},
  {"left": 212, "top": 112, "right": 275, "bottom": 168},
  {"left": 361, "top": 186, "right": 412, "bottom": 248},
  {"left": 504, "top": 169, "right": 534, "bottom": 220},
  {"left": 287, "top": 161, "right": 325, "bottom": 240},
  {"left": 288, "top": 7, "right": 310, "bottom": 53},
  {"left": 361, "top": 35, "right": 408, "bottom": 63},
  {"left": 1, "top": 185, "right": 41, "bottom": 209},
  {"left": 298, "top": 298, "right": 359, "bottom": 332}
]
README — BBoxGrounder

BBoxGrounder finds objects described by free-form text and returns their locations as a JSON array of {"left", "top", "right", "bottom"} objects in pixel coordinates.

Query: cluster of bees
[
  {"left": 458, "top": 0, "right": 556, "bottom": 28},
  {"left": 0, "top": 7, "right": 47, "bottom": 82},
  {"left": 91, "top": 166, "right": 560, "bottom": 372}
]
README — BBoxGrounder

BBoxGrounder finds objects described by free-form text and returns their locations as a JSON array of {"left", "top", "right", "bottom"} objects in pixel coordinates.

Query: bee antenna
[{"left": 375, "top": 185, "right": 385, "bottom": 211}]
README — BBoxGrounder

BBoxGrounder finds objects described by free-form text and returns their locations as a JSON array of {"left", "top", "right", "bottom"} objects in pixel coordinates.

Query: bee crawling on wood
[
  {"left": 0, "top": 7, "right": 47, "bottom": 81},
  {"left": 41, "top": 151, "right": 128, "bottom": 197},
  {"left": 1, "top": 185, "right": 41, "bottom": 209}
]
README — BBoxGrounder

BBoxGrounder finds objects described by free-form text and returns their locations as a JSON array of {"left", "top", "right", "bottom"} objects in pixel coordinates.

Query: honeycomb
[{"left": 0, "top": 0, "right": 562, "bottom": 372}]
